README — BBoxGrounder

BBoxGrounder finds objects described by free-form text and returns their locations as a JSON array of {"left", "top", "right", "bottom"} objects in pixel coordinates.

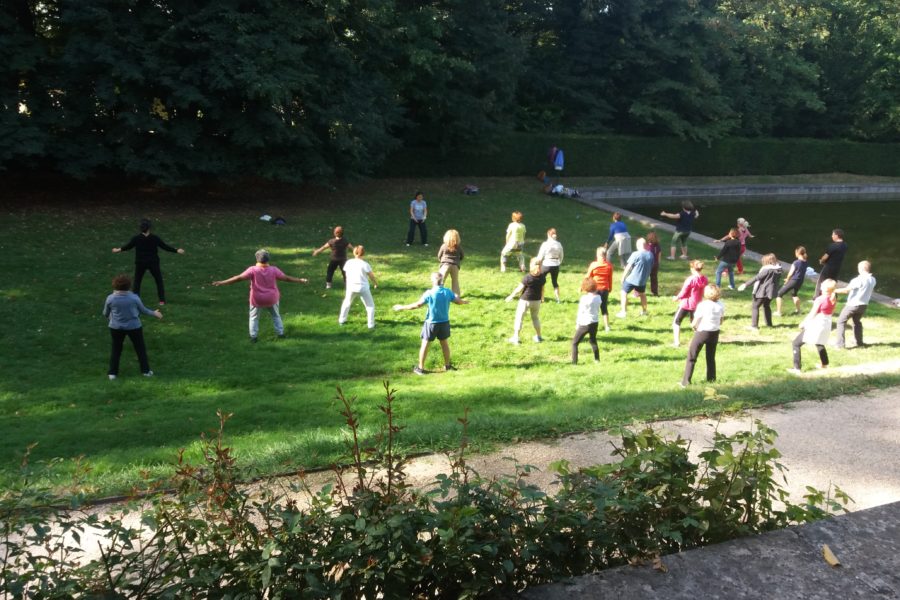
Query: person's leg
[
  {"left": 448, "top": 265, "right": 461, "bottom": 297},
  {"left": 269, "top": 303, "right": 284, "bottom": 335},
  {"left": 737, "top": 246, "right": 745, "bottom": 274},
  {"left": 529, "top": 301, "right": 542, "bottom": 338},
  {"left": 762, "top": 298, "right": 773, "bottom": 327},
  {"left": 638, "top": 292, "right": 648, "bottom": 313},
  {"left": 109, "top": 329, "right": 126, "bottom": 376},
  {"left": 715, "top": 261, "right": 726, "bottom": 287},
  {"left": 338, "top": 291, "right": 357, "bottom": 324},
  {"left": 148, "top": 262, "right": 165, "bottom": 302},
  {"left": 834, "top": 304, "right": 851, "bottom": 347},
  {"left": 650, "top": 263, "right": 659, "bottom": 296},
  {"left": 419, "top": 220, "right": 428, "bottom": 245},
  {"left": 417, "top": 339, "right": 431, "bottom": 370},
  {"left": 791, "top": 332, "right": 804, "bottom": 369},
  {"left": 127, "top": 327, "right": 151, "bottom": 373},
  {"left": 548, "top": 267, "right": 560, "bottom": 301},
  {"left": 133, "top": 263, "right": 147, "bottom": 297},
  {"left": 673, "top": 309, "right": 687, "bottom": 345},
  {"left": 852, "top": 305, "right": 867, "bottom": 346},
  {"left": 517, "top": 249, "right": 526, "bottom": 272},
  {"left": 406, "top": 219, "right": 417, "bottom": 244},
  {"left": 704, "top": 331, "right": 719, "bottom": 382},
  {"left": 570, "top": 326, "right": 587, "bottom": 364},
  {"left": 816, "top": 345, "right": 829, "bottom": 367},
  {"left": 326, "top": 260, "right": 340, "bottom": 286},
  {"left": 439, "top": 338, "right": 451, "bottom": 367},
  {"left": 619, "top": 287, "right": 628, "bottom": 315},
  {"left": 682, "top": 332, "right": 703, "bottom": 386},
  {"left": 512, "top": 299, "right": 527, "bottom": 340},
  {"left": 727, "top": 263, "right": 736, "bottom": 289},
  {"left": 359, "top": 288, "right": 376, "bottom": 328},
  {"left": 249, "top": 305, "right": 260, "bottom": 339},
  {"left": 750, "top": 298, "right": 761, "bottom": 328},
  {"left": 587, "top": 322, "right": 599, "bottom": 361},
  {"left": 792, "top": 289, "right": 802, "bottom": 313}
]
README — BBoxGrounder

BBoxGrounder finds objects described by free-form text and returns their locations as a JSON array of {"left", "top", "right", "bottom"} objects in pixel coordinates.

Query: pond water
[{"left": 629, "top": 198, "right": 900, "bottom": 297}]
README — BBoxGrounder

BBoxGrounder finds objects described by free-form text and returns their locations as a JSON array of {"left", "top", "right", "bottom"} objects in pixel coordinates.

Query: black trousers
[
  {"left": 835, "top": 304, "right": 866, "bottom": 347},
  {"left": 326, "top": 258, "right": 347, "bottom": 284},
  {"left": 751, "top": 297, "right": 773, "bottom": 328},
  {"left": 406, "top": 219, "right": 427, "bottom": 244},
  {"left": 682, "top": 330, "right": 719, "bottom": 385},
  {"left": 792, "top": 332, "right": 828, "bottom": 369},
  {"left": 134, "top": 261, "right": 165, "bottom": 302},
  {"left": 542, "top": 265, "right": 560, "bottom": 288},
  {"left": 109, "top": 327, "right": 150, "bottom": 375},
  {"left": 571, "top": 322, "right": 599, "bottom": 364}
]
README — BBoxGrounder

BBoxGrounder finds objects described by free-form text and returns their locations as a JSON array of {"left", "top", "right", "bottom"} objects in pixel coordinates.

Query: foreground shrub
[{"left": 1, "top": 383, "right": 850, "bottom": 598}]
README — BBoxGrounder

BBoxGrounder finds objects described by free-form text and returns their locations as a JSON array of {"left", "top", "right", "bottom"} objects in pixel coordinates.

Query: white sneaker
[
  {"left": 605, "top": 325, "right": 611, "bottom": 332},
  {"left": 616, "top": 311, "right": 627, "bottom": 318},
  {"left": 786, "top": 368, "right": 802, "bottom": 375},
  {"left": 747, "top": 326, "right": 759, "bottom": 333},
  {"left": 533, "top": 335, "right": 543, "bottom": 343},
  {"left": 325, "top": 283, "right": 332, "bottom": 289},
  {"left": 143, "top": 371, "right": 154, "bottom": 377},
  {"left": 108, "top": 374, "right": 117, "bottom": 381},
  {"left": 508, "top": 336, "right": 520, "bottom": 344},
  {"left": 639, "top": 310, "right": 648, "bottom": 317},
  {"left": 773, "top": 311, "right": 782, "bottom": 317}
]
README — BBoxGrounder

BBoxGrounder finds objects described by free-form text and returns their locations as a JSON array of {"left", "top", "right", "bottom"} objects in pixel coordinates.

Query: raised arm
[
  {"left": 212, "top": 275, "right": 244, "bottom": 286},
  {"left": 312, "top": 242, "right": 330, "bottom": 256},
  {"left": 393, "top": 299, "right": 424, "bottom": 311},
  {"left": 660, "top": 211, "right": 678, "bottom": 220}
]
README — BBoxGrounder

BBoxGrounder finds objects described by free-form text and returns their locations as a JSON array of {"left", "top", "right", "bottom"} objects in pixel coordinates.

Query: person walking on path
[
  {"left": 739, "top": 253, "right": 782, "bottom": 332},
  {"left": 672, "top": 260, "right": 708, "bottom": 347},
  {"left": 645, "top": 231, "right": 662, "bottom": 296},
  {"left": 586, "top": 246, "right": 613, "bottom": 332},
  {"left": 834, "top": 261, "right": 876, "bottom": 349},
  {"left": 501, "top": 211, "right": 527, "bottom": 272},
  {"left": 681, "top": 284, "right": 725, "bottom": 387},
  {"left": 789, "top": 279, "right": 837, "bottom": 373},
  {"left": 212, "top": 249, "right": 308, "bottom": 342},
  {"left": 506, "top": 257, "right": 547, "bottom": 343},
  {"left": 104, "top": 273, "right": 163, "bottom": 380},
  {"left": 338, "top": 245, "right": 379, "bottom": 329},
  {"left": 714, "top": 228, "right": 741, "bottom": 290},
  {"left": 660, "top": 201, "right": 699, "bottom": 260},
  {"left": 536, "top": 228, "right": 564, "bottom": 303},
  {"left": 112, "top": 218, "right": 184, "bottom": 305},
  {"left": 606, "top": 213, "right": 631, "bottom": 267},
  {"left": 393, "top": 272, "right": 469, "bottom": 374},
  {"left": 571, "top": 278, "right": 603, "bottom": 364},
  {"left": 406, "top": 191, "right": 428, "bottom": 246},
  {"left": 437, "top": 229, "right": 465, "bottom": 297},
  {"left": 775, "top": 246, "right": 809, "bottom": 316},
  {"left": 815, "top": 229, "right": 848, "bottom": 297},
  {"left": 617, "top": 238, "right": 654, "bottom": 318},
  {"left": 312, "top": 226, "right": 354, "bottom": 289}
]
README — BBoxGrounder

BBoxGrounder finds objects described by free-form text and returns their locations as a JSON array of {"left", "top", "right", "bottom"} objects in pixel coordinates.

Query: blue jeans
[
  {"left": 715, "top": 261, "right": 736, "bottom": 288},
  {"left": 406, "top": 219, "right": 427, "bottom": 244}
]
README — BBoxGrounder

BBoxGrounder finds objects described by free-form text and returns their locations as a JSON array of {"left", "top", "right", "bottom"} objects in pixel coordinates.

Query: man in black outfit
[
  {"left": 815, "top": 229, "right": 847, "bottom": 297},
  {"left": 112, "top": 219, "right": 185, "bottom": 305}
]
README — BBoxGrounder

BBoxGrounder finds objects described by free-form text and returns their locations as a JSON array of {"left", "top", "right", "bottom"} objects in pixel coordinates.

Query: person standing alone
[
  {"left": 406, "top": 191, "right": 428, "bottom": 246},
  {"left": 112, "top": 218, "right": 184, "bottom": 305}
]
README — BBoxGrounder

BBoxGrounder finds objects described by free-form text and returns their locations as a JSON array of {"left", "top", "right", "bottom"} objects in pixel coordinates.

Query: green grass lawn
[{"left": 2, "top": 176, "right": 899, "bottom": 497}]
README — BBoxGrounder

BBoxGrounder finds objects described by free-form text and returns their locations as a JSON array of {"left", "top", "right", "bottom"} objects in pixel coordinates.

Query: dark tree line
[{"left": 1, "top": 0, "right": 897, "bottom": 184}]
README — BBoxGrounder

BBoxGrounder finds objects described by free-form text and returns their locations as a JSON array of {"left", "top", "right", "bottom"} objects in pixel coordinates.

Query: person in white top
[
  {"left": 571, "top": 278, "right": 603, "bottom": 364},
  {"left": 681, "top": 284, "right": 725, "bottom": 387},
  {"left": 339, "top": 245, "right": 379, "bottom": 328},
  {"left": 536, "top": 228, "right": 565, "bottom": 302},
  {"left": 834, "top": 260, "right": 876, "bottom": 349}
]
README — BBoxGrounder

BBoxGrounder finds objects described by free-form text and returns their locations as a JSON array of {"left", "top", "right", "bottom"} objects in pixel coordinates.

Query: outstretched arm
[
  {"left": 280, "top": 275, "right": 309, "bottom": 284},
  {"left": 660, "top": 211, "right": 678, "bottom": 219},
  {"left": 212, "top": 275, "right": 244, "bottom": 286},
  {"left": 393, "top": 300, "right": 424, "bottom": 311},
  {"left": 453, "top": 296, "right": 470, "bottom": 305},
  {"left": 312, "top": 243, "right": 330, "bottom": 256},
  {"left": 505, "top": 284, "right": 525, "bottom": 302}
]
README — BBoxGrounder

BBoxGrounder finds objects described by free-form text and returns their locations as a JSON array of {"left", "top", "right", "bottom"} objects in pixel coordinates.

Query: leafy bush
[
  {"left": 381, "top": 132, "right": 900, "bottom": 178},
  {"left": 1, "top": 383, "right": 850, "bottom": 598}
]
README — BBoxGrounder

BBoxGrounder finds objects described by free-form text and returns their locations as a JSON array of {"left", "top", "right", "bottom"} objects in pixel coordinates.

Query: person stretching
[
  {"left": 738, "top": 253, "right": 782, "bottom": 332},
  {"left": 536, "top": 228, "right": 564, "bottom": 302},
  {"left": 586, "top": 246, "right": 613, "bottom": 332},
  {"left": 617, "top": 238, "right": 654, "bottom": 318},
  {"left": 312, "top": 226, "right": 354, "bottom": 289},
  {"left": 112, "top": 218, "right": 184, "bottom": 305},
  {"left": 681, "top": 284, "right": 725, "bottom": 388},
  {"left": 506, "top": 257, "right": 547, "bottom": 343},
  {"left": 212, "top": 249, "right": 308, "bottom": 342},
  {"left": 788, "top": 279, "right": 837, "bottom": 373},
  {"left": 393, "top": 272, "right": 469, "bottom": 374},
  {"left": 714, "top": 227, "right": 741, "bottom": 290},
  {"left": 660, "top": 201, "right": 699, "bottom": 260},
  {"left": 834, "top": 261, "right": 876, "bottom": 349},
  {"left": 104, "top": 274, "right": 163, "bottom": 380},
  {"left": 606, "top": 212, "right": 631, "bottom": 267},
  {"left": 571, "top": 278, "right": 603, "bottom": 364},
  {"left": 814, "top": 229, "right": 847, "bottom": 297},
  {"left": 339, "top": 245, "right": 379, "bottom": 329},
  {"left": 437, "top": 229, "right": 465, "bottom": 297},
  {"left": 672, "top": 260, "right": 708, "bottom": 347},
  {"left": 775, "top": 246, "right": 808, "bottom": 316}
]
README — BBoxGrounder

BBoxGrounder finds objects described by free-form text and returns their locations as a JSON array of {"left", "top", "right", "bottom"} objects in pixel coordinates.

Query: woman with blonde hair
[
  {"left": 536, "top": 228, "right": 564, "bottom": 302},
  {"left": 437, "top": 229, "right": 464, "bottom": 296},
  {"left": 339, "top": 245, "right": 379, "bottom": 329},
  {"left": 505, "top": 257, "right": 546, "bottom": 343},
  {"left": 789, "top": 279, "right": 837, "bottom": 373}
]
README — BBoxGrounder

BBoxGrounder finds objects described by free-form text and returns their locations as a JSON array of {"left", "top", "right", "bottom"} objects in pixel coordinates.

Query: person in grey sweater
[
  {"left": 738, "top": 253, "right": 782, "bottom": 331},
  {"left": 103, "top": 273, "right": 163, "bottom": 379}
]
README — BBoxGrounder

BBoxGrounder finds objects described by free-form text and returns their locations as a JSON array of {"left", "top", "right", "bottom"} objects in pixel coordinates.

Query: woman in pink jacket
[{"left": 672, "top": 260, "right": 708, "bottom": 347}]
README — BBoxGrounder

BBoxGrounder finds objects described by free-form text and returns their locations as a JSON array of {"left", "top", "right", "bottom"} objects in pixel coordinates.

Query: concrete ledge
[
  {"left": 581, "top": 184, "right": 900, "bottom": 205},
  {"left": 522, "top": 501, "right": 900, "bottom": 599}
]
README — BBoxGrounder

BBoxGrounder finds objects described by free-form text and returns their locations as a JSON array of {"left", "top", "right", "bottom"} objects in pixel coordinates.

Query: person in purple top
[
  {"left": 103, "top": 273, "right": 163, "bottom": 380},
  {"left": 212, "top": 249, "right": 308, "bottom": 342},
  {"left": 112, "top": 218, "right": 185, "bottom": 305},
  {"left": 617, "top": 238, "right": 655, "bottom": 318}
]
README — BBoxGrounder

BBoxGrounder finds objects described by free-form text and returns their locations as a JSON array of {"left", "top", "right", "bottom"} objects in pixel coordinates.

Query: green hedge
[{"left": 381, "top": 133, "right": 900, "bottom": 178}]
